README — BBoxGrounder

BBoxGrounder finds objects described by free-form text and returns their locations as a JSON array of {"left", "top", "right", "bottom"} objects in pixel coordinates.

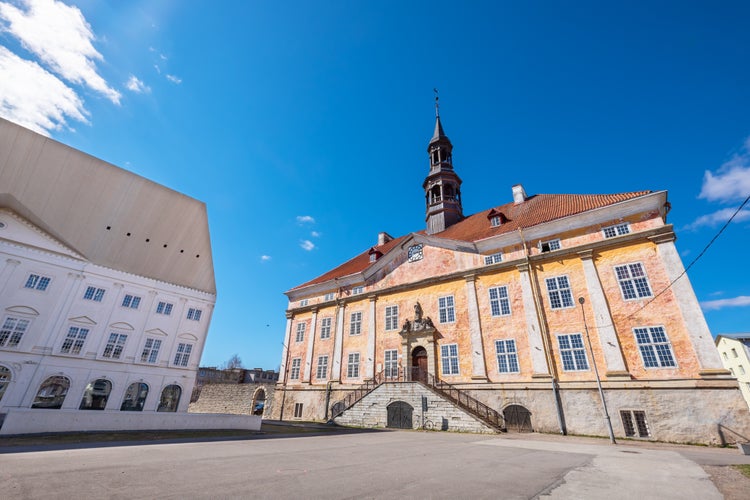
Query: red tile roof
[{"left": 290, "top": 191, "right": 651, "bottom": 291}]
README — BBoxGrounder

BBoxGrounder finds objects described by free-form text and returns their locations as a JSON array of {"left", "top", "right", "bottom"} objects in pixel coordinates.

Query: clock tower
[{"left": 423, "top": 97, "right": 463, "bottom": 235}]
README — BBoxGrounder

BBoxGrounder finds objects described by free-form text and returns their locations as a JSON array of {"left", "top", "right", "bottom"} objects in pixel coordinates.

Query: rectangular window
[
  {"left": 299, "top": 299, "right": 308, "bottom": 307},
  {"left": 324, "top": 293, "right": 335, "bottom": 301},
  {"left": 0, "top": 316, "right": 30, "bottom": 348},
  {"left": 121, "top": 294, "right": 141, "bottom": 309},
  {"left": 540, "top": 239, "right": 561, "bottom": 252},
  {"left": 385, "top": 349, "right": 398, "bottom": 379},
  {"left": 294, "top": 402, "right": 303, "bottom": 418},
  {"left": 385, "top": 305, "right": 399, "bottom": 331},
  {"left": 441, "top": 344, "right": 460, "bottom": 375},
  {"left": 156, "top": 301, "right": 173, "bottom": 315},
  {"left": 546, "top": 276, "right": 574, "bottom": 310},
  {"left": 488, "top": 286, "right": 511, "bottom": 316},
  {"left": 295, "top": 323, "right": 306, "bottom": 343},
  {"left": 438, "top": 295, "right": 455, "bottom": 323},
  {"left": 732, "top": 348, "right": 738, "bottom": 358},
  {"left": 740, "top": 365, "right": 746, "bottom": 375},
  {"left": 603, "top": 222, "right": 630, "bottom": 238},
  {"left": 484, "top": 252, "right": 503, "bottom": 265},
  {"left": 495, "top": 339, "right": 519, "bottom": 373},
  {"left": 620, "top": 410, "right": 650, "bottom": 437},
  {"left": 558, "top": 333, "right": 589, "bottom": 371},
  {"left": 490, "top": 215, "right": 501, "bottom": 227},
  {"left": 347, "top": 352, "right": 360, "bottom": 378},
  {"left": 316, "top": 355, "right": 329, "bottom": 379},
  {"left": 60, "top": 326, "right": 89, "bottom": 355},
  {"left": 25, "top": 273, "right": 51, "bottom": 291},
  {"left": 351, "top": 286, "right": 364, "bottom": 295},
  {"left": 633, "top": 326, "right": 676, "bottom": 368},
  {"left": 174, "top": 343, "right": 193, "bottom": 366},
  {"left": 350, "top": 311, "right": 362, "bottom": 335},
  {"left": 722, "top": 352, "right": 728, "bottom": 361},
  {"left": 290, "top": 358, "right": 301, "bottom": 379},
  {"left": 187, "top": 308, "right": 202, "bottom": 321},
  {"left": 615, "top": 263, "right": 653, "bottom": 300},
  {"left": 102, "top": 333, "right": 127, "bottom": 359},
  {"left": 320, "top": 317, "right": 332, "bottom": 339},
  {"left": 83, "top": 286, "right": 105, "bottom": 302},
  {"left": 140, "top": 338, "right": 162, "bottom": 363}
]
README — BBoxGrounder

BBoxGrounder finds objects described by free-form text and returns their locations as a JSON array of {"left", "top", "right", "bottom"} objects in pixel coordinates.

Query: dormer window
[
  {"left": 540, "top": 239, "right": 561, "bottom": 253},
  {"left": 368, "top": 247, "right": 383, "bottom": 263},
  {"left": 487, "top": 210, "right": 507, "bottom": 227},
  {"left": 490, "top": 216, "right": 501, "bottom": 227},
  {"left": 369, "top": 254, "right": 377, "bottom": 263}
]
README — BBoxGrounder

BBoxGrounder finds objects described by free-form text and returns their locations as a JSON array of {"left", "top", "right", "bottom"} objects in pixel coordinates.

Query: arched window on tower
[{"left": 32, "top": 376, "right": 70, "bottom": 409}]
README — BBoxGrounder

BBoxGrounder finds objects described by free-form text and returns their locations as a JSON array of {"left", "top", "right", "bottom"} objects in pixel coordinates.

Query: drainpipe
[
  {"left": 325, "top": 380, "right": 333, "bottom": 421},
  {"left": 519, "top": 228, "right": 567, "bottom": 435}
]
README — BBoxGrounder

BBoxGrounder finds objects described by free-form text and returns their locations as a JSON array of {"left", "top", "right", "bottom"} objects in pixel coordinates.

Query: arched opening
[
  {"left": 503, "top": 404, "right": 533, "bottom": 433},
  {"left": 411, "top": 346, "right": 428, "bottom": 382},
  {"left": 157, "top": 384, "right": 181, "bottom": 412},
  {"left": 121, "top": 382, "right": 149, "bottom": 411},
  {"left": 386, "top": 401, "right": 414, "bottom": 429},
  {"left": 252, "top": 388, "right": 266, "bottom": 416},
  {"left": 32, "top": 376, "right": 70, "bottom": 409},
  {"left": 0, "top": 365, "right": 10, "bottom": 403},
  {"left": 80, "top": 379, "right": 112, "bottom": 410}
]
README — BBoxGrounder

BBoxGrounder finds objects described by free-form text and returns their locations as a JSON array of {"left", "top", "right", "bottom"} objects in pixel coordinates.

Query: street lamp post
[{"left": 578, "top": 297, "right": 616, "bottom": 444}]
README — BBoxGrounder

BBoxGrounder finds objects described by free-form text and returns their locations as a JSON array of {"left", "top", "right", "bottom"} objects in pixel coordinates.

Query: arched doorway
[
  {"left": 252, "top": 388, "right": 266, "bottom": 415},
  {"left": 504, "top": 404, "right": 533, "bottom": 432},
  {"left": 387, "top": 401, "right": 414, "bottom": 429},
  {"left": 411, "top": 346, "right": 427, "bottom": 382}
]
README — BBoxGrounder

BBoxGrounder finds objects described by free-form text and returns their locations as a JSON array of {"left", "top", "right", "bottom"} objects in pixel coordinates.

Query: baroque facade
[
  {"left": 270, "top": 110, "right": 749, "bottom": 444},
  {"left": 0, "top": 118, "right": 216, "bottom": 432}
]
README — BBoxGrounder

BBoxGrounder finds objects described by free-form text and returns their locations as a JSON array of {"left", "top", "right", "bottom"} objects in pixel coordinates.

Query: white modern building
[
  {"left": 716, "top": 334, "right": 750, "bottom": 410},
  {"left": 0, "top": 117, "right": 226, "bottom": 433}
]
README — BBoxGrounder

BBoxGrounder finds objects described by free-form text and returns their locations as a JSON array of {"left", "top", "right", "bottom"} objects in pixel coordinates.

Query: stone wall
[
  {"left": 188, "top": 384, "right": 275, "bottom": 417},
  {"left": 333, "top": 383, "right": 496, "bottom": 433}
]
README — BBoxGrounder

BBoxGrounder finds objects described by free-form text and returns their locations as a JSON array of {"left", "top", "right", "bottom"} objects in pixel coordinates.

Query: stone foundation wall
[
  {"left": 333, "top": 383, "right": 496, "bottom": 433},
  {"left": 188, "top": 384, "right": 275, "bottom": 417}
]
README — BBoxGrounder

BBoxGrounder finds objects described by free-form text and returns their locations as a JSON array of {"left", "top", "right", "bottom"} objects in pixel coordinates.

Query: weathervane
[{"left": 433, "top": 88, "right": 440, "bottom": 117}]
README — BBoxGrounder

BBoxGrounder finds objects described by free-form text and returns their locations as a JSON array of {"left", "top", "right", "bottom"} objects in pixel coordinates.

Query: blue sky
[{"left": 1, "top": 1, "right": 749, "bottom": 370}]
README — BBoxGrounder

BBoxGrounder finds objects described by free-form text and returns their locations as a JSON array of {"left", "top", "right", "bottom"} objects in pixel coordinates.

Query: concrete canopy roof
[{"left": 0, "top": 118, "right": 216, "bottom": 295}]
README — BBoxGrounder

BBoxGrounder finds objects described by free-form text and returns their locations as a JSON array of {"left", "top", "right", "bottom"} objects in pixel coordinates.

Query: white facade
[
  {"left": 716, "top": 334, "right": 750, "bottom": 410},
  {"left": 0, "top": 118, "right": 217, "bottom": 429}
]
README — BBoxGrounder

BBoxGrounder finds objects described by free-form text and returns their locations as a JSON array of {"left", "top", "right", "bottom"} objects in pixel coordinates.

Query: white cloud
[
  {"left": 166, "top": 74, "right": 181, "bottom": 84},
  {"left": 700, "top": 295, "right": 750, "bottom": 311},
  {"left": 300, "top": 240, "right": 315, "bottom": 251},
  {"left": 311, "top": 231, "right": 321, "bottom": 238},
  {"left": 0, "top": 45, "right": 87, "bottom": 134},
  {"left": 699, "top": 136, "right": 750, "bottom": 203},
  {"left": 153, "top": 64, "right": 160, "bottom": 74},
  {"left": 683, "top": 207, "right": 750, "bottom": 230},
  {"left": 296, "top": 215, "right": 315, "bottom": 224},
  {"left": 125, "top": 75, "right": 150, "bottom": 94},
  {"left": 0, "top": 0, "right": 121, "bottom": 104},
  {"left": 260, "top": 255, "right": 271, "bottom": 262}
]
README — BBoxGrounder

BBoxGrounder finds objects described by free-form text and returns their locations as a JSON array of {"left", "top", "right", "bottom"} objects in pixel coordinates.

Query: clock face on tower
[{"left": 408, "top": 244, "right": 424, "bottom": 263}]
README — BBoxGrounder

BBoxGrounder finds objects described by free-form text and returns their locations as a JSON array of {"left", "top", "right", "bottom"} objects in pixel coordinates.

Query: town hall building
[{"left": 271, "top": 106, "right": 750, "bottom": 444}]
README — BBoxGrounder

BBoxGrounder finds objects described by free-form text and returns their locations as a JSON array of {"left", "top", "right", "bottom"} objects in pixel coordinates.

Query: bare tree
[{"left": 221, "top": 353, "right": 243, "bottom": 370}]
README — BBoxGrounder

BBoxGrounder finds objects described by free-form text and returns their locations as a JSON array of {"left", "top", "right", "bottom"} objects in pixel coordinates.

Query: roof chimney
[
  {"left": 512, "top": 184, "right": 527, "bottom": 204},
  {"left": 378, "top": 232, "right": 393, "bottom": 246}
]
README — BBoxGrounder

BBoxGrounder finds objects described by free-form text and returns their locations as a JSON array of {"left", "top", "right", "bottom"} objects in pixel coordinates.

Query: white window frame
[
  {"left": 186, "top": 307, "right": 203, "bottom": 321},
  {"left": 316, "top": 355, "right": 329, "bottom": 380},
  {"left": 490, "top": 215, "right": 501, "bottom": 227},
  {"left": 324, "top": 293, "right": 335, "bottom": 301},
  {"left": 488, "top": 286, "right": 511, "bottom": 316},
  {"left": 351, "top": 286, "right": 364, "bottom": 295},
  {"left": 102, "top": 332, "right": 128, "bottom": 359},
  {"left": 546, "top": 276, "right": 574, "bottom": 310},
  {"left": 60, "top": 326, "right": 89, "bottom": 355},
  {"left": 140, "top": 337, "right": 162, "bottom": 364},
  {"left": 484, "top": 252, "right": 503, "bottom": 265},
  {"left": 83, "top": 285, "right": 106, "bottom": 302},
  {"left": 557, "top": 333, "right": 589, "bottom": 371},
  {"left": 603, "top": 222, "right": 630, "bottom": 238},
  {"left": 384, "top": 349, "right": 398, "bottom": 379},
  {"left": 633, "top": 326, "right": 677, "bottom": 368},
  {"left": 290, "top": 358, "right": 301, "bottom": 379},
  {"left": 173, "top": 343, "right": 193, "bottom": 367},
  {"left": 440, "top": 343, "right": 460, "bottom": 375},
  {"left": 347, "top": 352, "right": 360, "bottom": 378},
  {"left": 0, "top": 316, "right": 30, "bottom": 349},
  {"left": 349, "top": 311, "right": 362, "bottom": 335},
  {"left": 295, "top": 322, "right": 306, "bottom": 343},
  {"left": 495, "top": 339, "right": 519, "bottom": 373},
  {"left": 299, "top": 299, "right": 308, "bottom": 307},
  {"left": 615, "top": 263, "right": 653, "bottom": 300},
  {"left": 24, "top": 273, "right": 51, "bottom": 291},
  {"left": 540, "top": 239, "right": 561, "bottom": 252},
  {"left": 121, "top": 294, "right": 141, "bottom": 309},
  {"left": 438, "top": 295, "right": 456, "bottom": 323},
  {"left": 156, "top": 301, "right": 173, "bottom": 315},
  {"left": 384, "top": 305, "right": 399, "bottom": 331},
  {"left": 320, "top": 317, "right": 332, "bottom": 339}
]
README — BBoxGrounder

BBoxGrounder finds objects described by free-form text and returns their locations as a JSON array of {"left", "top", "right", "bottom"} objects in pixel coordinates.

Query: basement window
[
  {"left": 620, "top": 410, "right": 650, "bottom": 438},
  {"left": 294, "top": 402, "right": 303, "bottom": 418}
]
